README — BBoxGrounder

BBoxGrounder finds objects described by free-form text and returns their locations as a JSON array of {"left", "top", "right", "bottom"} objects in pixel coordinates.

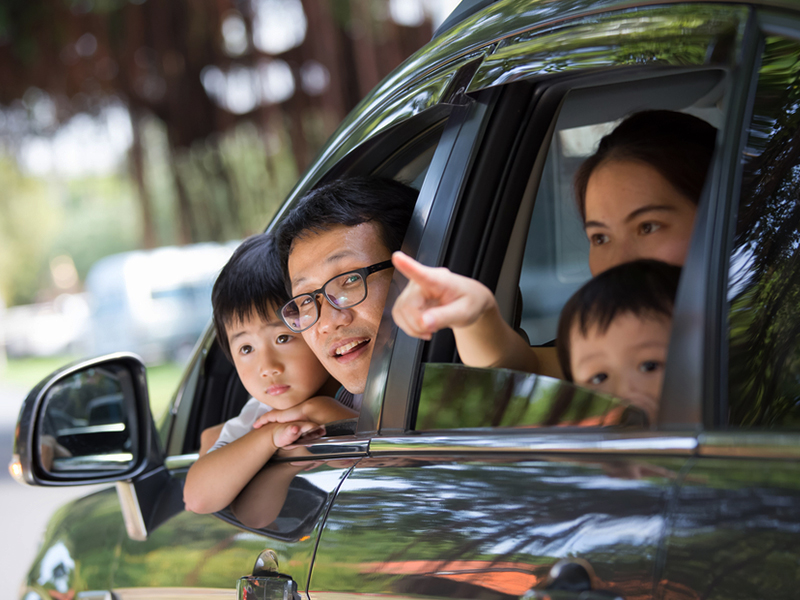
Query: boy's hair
[
  {"left": 276, "top": 176, "right": 419, "bottom": 267},
  {"left": 212, "top": 233, "right": 289, "bottom": 362},
  {"left": 556, "top": 260, "right": 682, "bottom": 381}
]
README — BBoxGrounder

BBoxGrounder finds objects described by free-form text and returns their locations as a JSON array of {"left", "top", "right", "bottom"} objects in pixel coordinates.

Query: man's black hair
[
  {"left": 212, "top": 233, "right": 290, "bottom": 362},
  {"left": 276, "top": 176, "right": 419, "bottom": 269},
  {"left": 556, "top": 260, "right": 682, "bottom": 382}
]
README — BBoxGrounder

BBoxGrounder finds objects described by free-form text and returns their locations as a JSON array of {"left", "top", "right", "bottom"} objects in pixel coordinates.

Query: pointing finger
[{"left": 392, "top": 252, "right": 444, "bottom": 291}]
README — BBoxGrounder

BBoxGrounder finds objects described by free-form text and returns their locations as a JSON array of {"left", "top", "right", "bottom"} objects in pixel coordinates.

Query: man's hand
[{"left": 391, "top": 251, "right": 496, "bottom": 340}]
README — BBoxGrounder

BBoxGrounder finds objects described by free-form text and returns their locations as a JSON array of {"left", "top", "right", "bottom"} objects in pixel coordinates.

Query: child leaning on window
[
  {"left": 555, "top": 259, "right": 681, "bottom": 425},
  {"left": 183, "top": 233, "right": 355, "bottom": 515}
]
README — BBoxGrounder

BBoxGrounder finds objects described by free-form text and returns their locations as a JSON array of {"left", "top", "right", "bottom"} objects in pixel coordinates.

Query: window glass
[
  {"left": 727, "top": 36, "right": 800, "bottom": 428},
  {"left": 517, "top": 124, "right": 598, "bottom": 344},
  {"left": 416, "top": 69, "right": 726, "bottom": 431},
  {"left": 518, "top": 72, "right": 724, "bottom": 344},
  {"left": 416, "top": 363, "right": 647, "bottom": 430}
]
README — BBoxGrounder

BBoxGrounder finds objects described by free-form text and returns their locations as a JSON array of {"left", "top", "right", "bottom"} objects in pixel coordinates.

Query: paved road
[{"left": 0, "top": 381, "right": 103, "bottom": 599}]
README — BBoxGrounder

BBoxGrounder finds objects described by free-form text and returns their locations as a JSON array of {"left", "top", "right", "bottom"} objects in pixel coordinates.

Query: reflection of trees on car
[
  {"left": 728, "top": 36, "right": 800, "bottom": 427},
  {"left": 417, "top": 365, "right": 646, "bottom": 429},
  {"left": 309, "top": 457, "right": 681, "bottom": 597}
]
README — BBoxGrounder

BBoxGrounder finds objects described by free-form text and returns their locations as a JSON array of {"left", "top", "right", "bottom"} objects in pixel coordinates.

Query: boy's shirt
[
  {"left": 335, "top": 387, "right": 362, "bottom": 411},
  {"left": 209, "top": 397, "right": 272, "bottom": 453}
]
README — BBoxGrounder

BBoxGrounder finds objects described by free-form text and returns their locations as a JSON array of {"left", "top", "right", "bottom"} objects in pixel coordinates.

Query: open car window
[
  {"left": 411, "top": 60, "right": 732, "bottom": 432},
  {"left": 181, "top": 113, "right": 448, "bottom": 454}
]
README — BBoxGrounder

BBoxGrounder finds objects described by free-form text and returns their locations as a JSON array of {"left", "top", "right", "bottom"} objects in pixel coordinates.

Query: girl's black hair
[
  {"left": 556, "top": 259, "right": 682, "bottom": 382},
  {"left": 212, "top": 233, "right": 289, "bottom": 362},
  {"left": 574, "top": 110, "right": 717, "bottom": 221}
]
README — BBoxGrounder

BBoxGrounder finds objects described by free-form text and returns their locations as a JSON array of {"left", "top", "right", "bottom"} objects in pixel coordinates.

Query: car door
[
  {"left": 105, "top": 85, "right": 467, "bottom": 598},
  {"left": 14, "top": 56, "right": 468, "bottom": 599},
  {"left": 308, "top": 4, "right": 752, "bottom": 599},
  {"left": 658, "top": 16, "right": 800, "bottom": 600}
]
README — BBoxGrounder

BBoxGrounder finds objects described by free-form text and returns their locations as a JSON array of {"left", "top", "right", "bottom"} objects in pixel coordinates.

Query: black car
[{"left": 12, "top": 0, "right": 800, "bottom": 598}]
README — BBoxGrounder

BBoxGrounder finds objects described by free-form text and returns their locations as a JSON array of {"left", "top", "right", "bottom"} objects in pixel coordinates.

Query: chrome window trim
[
  {"left": 370, "top": 432, "right": 698, "bottom": 455},
  {"left": 164, "top": 437, "right": 370, "bottom": 472},
  {"left": 699, "top": 432, "right": 800, "bottom": 458}
]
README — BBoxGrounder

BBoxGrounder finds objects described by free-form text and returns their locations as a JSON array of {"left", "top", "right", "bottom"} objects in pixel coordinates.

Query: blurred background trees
[{"left": 0, "top": 0, "right": 452, "bottom": 306}]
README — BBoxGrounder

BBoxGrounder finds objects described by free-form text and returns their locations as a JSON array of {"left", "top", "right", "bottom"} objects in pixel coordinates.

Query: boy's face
[
  {"left": 226, "top": 307, "right": 331, "bottom": 410},
  {"left": 569, "top": 312, "right": 671, "bottom": 423}
]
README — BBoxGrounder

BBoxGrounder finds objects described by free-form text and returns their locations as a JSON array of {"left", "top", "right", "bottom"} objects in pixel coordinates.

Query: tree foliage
[{"left": 0, "top": 0, "right": 433, "bottom": 303}]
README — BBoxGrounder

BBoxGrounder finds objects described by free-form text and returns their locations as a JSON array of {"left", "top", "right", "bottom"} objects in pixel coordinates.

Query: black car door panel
[{"left": 311, "top": 438, "right": 688, "bottom": 600}]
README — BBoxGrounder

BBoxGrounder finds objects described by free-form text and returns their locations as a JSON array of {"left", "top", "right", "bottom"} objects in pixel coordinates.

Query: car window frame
[
  {"left": 661, "top": 8, "right": 762, "bottom": 429},
  {"left": 711, "top": 11, "right": 800, "bottom": 433},
  {"left": 386, "top": 7, "right": 756, "bottom": 437},
  {"left": 163, "top": 104, "right": 461, "bottom": 460}
]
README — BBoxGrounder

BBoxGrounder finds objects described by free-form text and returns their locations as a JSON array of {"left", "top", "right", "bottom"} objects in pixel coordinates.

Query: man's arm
[
  {"left": 183, "top": 420, "right": 318, "bottom": 514},
  {"left": 391, "top": 252, "right": 561, "bottom": 376}
]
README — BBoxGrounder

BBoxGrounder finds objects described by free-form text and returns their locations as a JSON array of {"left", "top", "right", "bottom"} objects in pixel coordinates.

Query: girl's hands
[
  {"left": 271, "top": 421, "right": 323, "bottom": 448},
  {"left": 253, "top": 405, "right": 307, "bottom": 428}
]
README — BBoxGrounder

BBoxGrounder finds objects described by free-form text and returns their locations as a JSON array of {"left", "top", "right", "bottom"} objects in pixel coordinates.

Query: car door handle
[
  {"left": 520, "top": 559, "right": 624, "bottom": 600},
  {"left": 237, "top": 576, "right": 299, "bottom": 600},
  {"left": 237, "top": 549, "right": 301, "bottom": 600}
]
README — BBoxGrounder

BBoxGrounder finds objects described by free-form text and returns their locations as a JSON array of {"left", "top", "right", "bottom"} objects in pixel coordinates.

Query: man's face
[{"left": 287, "top": 222, "right": 393, "bottom": 394}]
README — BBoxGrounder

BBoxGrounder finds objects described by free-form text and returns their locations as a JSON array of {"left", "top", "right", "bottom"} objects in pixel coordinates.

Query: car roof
[
  {"left": 280, "top": 0, "right": 800, "bottom": 214},
  {"left": 432, "top": 0, "right": 502, "bottom": 39}
]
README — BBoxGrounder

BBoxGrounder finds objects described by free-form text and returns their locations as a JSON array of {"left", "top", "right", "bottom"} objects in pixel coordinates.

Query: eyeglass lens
[{"left": 281, "top": 271, "right": 368, "bottom": 331}]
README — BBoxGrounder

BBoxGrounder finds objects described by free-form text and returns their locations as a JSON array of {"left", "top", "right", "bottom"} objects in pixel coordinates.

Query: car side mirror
[{"left": 12, "top": 353, "right": 160, "bottom": 486}]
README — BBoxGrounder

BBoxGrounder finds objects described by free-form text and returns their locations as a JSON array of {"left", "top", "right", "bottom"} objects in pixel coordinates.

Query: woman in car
[{"left": 391, "top": 109, "right": 717, "bottom": 378}]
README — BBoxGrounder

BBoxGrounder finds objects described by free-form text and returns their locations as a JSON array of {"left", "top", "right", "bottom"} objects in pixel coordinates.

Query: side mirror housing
[{"left": 12, "top": 353, "right": 162, "bottom": 486}]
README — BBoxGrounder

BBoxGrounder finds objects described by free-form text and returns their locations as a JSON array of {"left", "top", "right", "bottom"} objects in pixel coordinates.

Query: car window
[
  {"left": 518, "top": 72, "right": 725, "bottom": 344},
  {"left": 726, "top": 33, "right": 800, "bottom": 428},
  {"left": 413, "top": 68, "right": 728, "bottom": 431},
  {"left": 416, "top": 363, "right": 647, "bottom": 430},
  {"left": 180, "top": 113, "right": 448, "bottom": 454}
]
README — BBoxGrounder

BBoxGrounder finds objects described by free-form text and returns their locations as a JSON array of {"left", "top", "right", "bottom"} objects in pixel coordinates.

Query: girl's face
[
  {"left": 584, "top": 159, "right": 698, "bottom": 276},
  {"left": 227, "top": 307, "right": 332, "bottom": 410}
]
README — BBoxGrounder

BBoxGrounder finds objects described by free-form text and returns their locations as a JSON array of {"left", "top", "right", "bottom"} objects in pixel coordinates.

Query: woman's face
[{"left": 584, "top": 159, "right": 698, "bottom": 276}]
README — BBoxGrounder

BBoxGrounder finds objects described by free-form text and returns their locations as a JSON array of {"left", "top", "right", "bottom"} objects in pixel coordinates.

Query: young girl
[{"left": 183, "top": 234, "right": 355, "bottom": 515}]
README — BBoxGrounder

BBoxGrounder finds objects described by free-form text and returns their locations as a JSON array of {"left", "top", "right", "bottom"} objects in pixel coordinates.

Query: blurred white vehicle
[
  {"left": 85, "top": 242, "right": 238, "bottom": 364},
  {"left": 3, "top": 294, "right": 90, "bottom": 358}
]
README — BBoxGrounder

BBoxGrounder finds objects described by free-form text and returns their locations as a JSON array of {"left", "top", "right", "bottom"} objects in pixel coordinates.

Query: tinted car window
[{"left": 727, "top": 35, "right": 800, "bottom": 428}]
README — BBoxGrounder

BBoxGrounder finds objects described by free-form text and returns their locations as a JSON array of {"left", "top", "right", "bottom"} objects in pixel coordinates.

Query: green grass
[
  {"left": 146, "top": 362, "right": 186, "bottom": 421},
  {"left": 1, "top": 355, "right": 185, "bottom": 423},
  {"left": 1, "top": 355, "right": 81, "bottom": 388}
]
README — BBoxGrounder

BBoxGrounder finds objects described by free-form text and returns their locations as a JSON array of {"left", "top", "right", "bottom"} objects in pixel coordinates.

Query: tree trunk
[{"left": 129, "top": 109, "right": 157, "bottom": 249}]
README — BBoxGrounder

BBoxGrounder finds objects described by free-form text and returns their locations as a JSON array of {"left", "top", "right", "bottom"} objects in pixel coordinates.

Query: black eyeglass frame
[{"left": 279, "top": 260, "right": 394, "bottom": 333}]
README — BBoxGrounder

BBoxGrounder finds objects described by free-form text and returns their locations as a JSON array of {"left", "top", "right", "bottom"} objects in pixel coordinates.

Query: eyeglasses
[{"left": 280, "top": 260, "right": 393, "bottom": 333}]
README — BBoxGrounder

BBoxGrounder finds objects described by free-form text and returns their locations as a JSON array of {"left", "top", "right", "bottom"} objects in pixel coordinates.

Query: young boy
[
  {"left": 555, "top": 259, "right": 681, "bottom": 424},
  {"left": 183, "top": 233, "right": 356, "bottom": 515}
]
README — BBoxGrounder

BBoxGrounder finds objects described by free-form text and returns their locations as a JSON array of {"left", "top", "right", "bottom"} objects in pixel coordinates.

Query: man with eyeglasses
[{"left": 276, "top": 177, "right": 418, "bottom": 405}]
